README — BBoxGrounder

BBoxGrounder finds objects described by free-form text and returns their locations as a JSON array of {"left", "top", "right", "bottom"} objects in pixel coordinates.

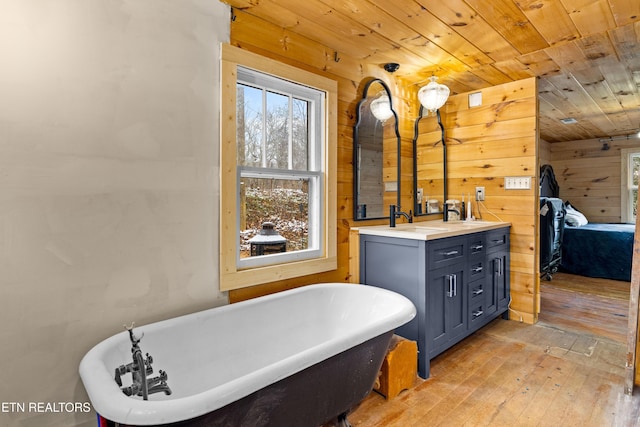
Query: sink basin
[
  {"left": 393, "top": 226, "right": 448, "bottom": 232},
  {"left": 459, "top": 220, "right": 491, "bottom": 227}
]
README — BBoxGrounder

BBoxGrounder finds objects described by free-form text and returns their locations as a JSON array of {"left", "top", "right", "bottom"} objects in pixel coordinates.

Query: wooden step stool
[{"left": 373, "top": 335, "right": 417, "bottom": 399}]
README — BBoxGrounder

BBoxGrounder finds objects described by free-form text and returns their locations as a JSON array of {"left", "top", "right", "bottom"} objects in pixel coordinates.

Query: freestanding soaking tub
[{"left": 79, "top": 283, "right": 416, "bottom": 426}]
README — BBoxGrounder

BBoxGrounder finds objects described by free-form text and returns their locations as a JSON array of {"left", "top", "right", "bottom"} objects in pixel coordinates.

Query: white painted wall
[{"left": 0, "top": 1, "right": 229, "bottom": 425}]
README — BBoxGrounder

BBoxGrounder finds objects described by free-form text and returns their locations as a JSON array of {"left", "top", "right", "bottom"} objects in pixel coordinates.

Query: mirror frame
[
  {"left": 353, "top": 78, "right": 401, "bottom": 221},
  {"left": 413, "top": 105, "right": 447, "bottom": 216}
]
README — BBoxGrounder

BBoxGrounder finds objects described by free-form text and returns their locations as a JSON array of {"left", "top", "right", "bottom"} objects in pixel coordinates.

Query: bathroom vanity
[{"left": 355, "top": 221, "right": 511, "bottom": 378}]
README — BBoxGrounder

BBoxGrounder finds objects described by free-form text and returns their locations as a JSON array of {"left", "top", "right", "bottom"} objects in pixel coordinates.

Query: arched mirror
[
  {"left": 353, "top": 79, "right": 401, "bottom": 220},
  {"left": 413, "top": 105, "right": 446, "bottom": 216}
]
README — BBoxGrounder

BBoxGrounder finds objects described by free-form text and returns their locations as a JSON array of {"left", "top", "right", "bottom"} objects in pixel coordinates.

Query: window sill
[{"left": 220, "top": 256, "right": 337, "bottom": 291}]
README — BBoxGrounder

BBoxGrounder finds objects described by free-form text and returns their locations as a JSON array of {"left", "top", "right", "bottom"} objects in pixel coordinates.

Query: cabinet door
[
  {"left": 427, "top": 264, "right": 466, "bottom": 357},
  {"left": 494, "top": 251, "right": 509, "bottom": 310},
  {"left": 486, "top": 251, "right": 509, "bottom": 313},
  {"left": 486, "top": 228, "right": 510, "bottom": 314},
  {"left": 360, "top": 236, "right": 424, "bottom": 343}
]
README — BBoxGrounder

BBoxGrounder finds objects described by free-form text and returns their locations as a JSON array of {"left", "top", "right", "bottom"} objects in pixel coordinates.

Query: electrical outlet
[{"left": 475, "top": 186, "right": 485, "bottom": 201}]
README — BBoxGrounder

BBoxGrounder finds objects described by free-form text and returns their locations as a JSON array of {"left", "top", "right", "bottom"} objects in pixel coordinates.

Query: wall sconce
[
  {"left": 417, "top": 76, "right": 450, "bottom": 114},
  {"left": 370, "top": 94, "right": 393, "bottom": 122}
]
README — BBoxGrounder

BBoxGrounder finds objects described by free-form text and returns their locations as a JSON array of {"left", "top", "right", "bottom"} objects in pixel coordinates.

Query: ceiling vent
[{"left": 560, "top": 118, "right": 578, "bottom": 124}]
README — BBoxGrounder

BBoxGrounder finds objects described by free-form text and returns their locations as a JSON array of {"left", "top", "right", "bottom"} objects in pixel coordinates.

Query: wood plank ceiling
[{"left": 223, "top": 0, "right": 640, "bottom": 143}]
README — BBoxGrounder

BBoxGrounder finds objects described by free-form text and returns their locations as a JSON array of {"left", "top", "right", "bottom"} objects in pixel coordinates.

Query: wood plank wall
[
  {"left": 439, "top": 80, "right": 539, "bottom": 323},
  {"left": 227, "top": 9, "right": 415, "bottom": 302},
  {"left": 547, "top": 138, "right": 639, "bottom": 223},
  {"left": 227, "top": 9, "right": 540, "bottom": 324}
]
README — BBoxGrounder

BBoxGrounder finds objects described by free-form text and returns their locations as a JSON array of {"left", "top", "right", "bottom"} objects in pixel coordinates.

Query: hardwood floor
[
  {"left": 348, "top": 273, "right": 640, "bottom": 426},
  {"left": 538, "top": 272, "right": 630, "bottom": 343}
]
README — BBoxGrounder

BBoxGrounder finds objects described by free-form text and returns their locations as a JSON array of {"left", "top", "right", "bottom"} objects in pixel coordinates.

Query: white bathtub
[{"left": 79, "top": 283, "right": 416, "bottom": 426}]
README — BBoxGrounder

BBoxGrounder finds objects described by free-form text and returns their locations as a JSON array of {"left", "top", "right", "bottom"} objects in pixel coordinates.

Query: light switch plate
[
  {"left": 505, "top": 176, "right": 531, "bottom": 189},
  {"left": 469, "top": 92, "right": 482, "bottom": 107}
]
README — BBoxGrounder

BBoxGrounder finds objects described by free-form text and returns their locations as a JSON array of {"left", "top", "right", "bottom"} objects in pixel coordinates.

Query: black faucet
[
  {"left": 389, "top": 205, "right": 413, "bottom": 227},
  {"left": 443, "top": 203, "right": 460, "bottom": 222},
  {"left": 114, "top": 323, "right": 172, "bottom": 400}
]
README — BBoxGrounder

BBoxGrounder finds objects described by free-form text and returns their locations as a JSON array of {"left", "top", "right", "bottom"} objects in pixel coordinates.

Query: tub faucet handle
[{"left": 124, "top": 322, "right": 144, "bottom": 346}]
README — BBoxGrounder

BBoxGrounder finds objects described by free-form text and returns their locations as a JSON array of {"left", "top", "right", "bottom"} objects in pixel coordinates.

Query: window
[
  {"left": 220, "top": 44, "right": 337, "bottom": 291},
  {"left": 622, "top": 148, "right": 640, "bottom": 224},
  {"left": 236, "top": 68, "right": 322, "bottom": 269}
]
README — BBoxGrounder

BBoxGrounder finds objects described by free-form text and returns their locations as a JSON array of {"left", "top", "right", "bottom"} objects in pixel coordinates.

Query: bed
[
  {"left": 539, "top": 164, "right": 635, "bottom": 282},
  {"left": 561, "top": 223, "right": 635, "bottom": 282}
]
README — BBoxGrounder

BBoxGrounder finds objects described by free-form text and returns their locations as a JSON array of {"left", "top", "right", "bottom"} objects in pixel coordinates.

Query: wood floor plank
[
  {"left": 513, "top": 355, "right": 578, "bottom": 426},
  {"left": 558, "top": 369, "right": 618, "bottom": 425},
  {"left": 540, "top": 277, "right": 628, "bottom": 343},
  {"left": 549, "top": 272, "right": 631, "bottom": 300},
  {"left": 441, "top": 340, "right": 544, "bottom": 426},
  {"left": 348, "top": 273, "right": 640, "bottom": 426},
  {"left": 535, "top": 361, "right": 588, "bottom": 426},
  {"left": 415, "top": 337, "right": 519, "bottom": 426}
]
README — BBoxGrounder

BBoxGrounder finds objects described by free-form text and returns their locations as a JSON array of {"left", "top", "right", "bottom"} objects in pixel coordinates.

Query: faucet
[
  {"left": 389, "top": 205, "right": 413, "bottom": 227},
  {"left": 443, "top": 203, "right": 460, "bottom": 222},
  {"left": 114, "top": 323, "right": 172, "bottom": 400}
]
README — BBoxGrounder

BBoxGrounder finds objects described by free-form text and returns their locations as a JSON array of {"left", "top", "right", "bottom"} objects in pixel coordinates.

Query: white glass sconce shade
[
  {"left": 418, "top": 76, "right": 450, "bottom": 113},
  {"left": 370, "top": 94, "right": 393, "bottom": 121}
]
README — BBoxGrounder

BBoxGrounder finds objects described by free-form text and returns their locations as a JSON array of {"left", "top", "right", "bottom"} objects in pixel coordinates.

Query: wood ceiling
[{"left": 223, "top": 0, "right": 640, "bottom": 143}]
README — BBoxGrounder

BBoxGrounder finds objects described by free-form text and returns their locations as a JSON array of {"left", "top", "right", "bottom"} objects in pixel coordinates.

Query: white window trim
[
  {"left": 220, "top": 44, "right": 337, "bottom": 291},
  {"left": 621, "top": 148, "right": 639, "bottom": 224}
]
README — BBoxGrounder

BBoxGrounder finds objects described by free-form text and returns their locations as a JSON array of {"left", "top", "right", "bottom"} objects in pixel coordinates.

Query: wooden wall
[
  {"left": 227, "top": 9, "right": 540, "bottom": 325},
  {"left": 442, "top": 80, "right": 539, "bottom": 323},
  {"left": 548, "top": 137, "right": 638, "bottom": 223},
  {"left": 227, "top": 9, "right": 415, "bottom": 302},
  {"left": 539, "top": 138, "right": 551, "bottom": 168},
  {"left": 415, "top": 80, "right": 538, "bottom": 322}
]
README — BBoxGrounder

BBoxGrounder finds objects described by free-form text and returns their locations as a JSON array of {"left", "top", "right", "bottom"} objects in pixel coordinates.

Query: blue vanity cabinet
[{"left": 359, "top": 226, "right": 510, "bottom": 379}]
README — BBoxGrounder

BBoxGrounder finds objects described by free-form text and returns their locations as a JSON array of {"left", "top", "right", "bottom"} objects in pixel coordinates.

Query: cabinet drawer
[
  {"left": 468, "top": 234, "right": 486, "bottom": 258},
  {"left": 469, "top": 280, "right": 484, "bottom": 300},
  {"left": 486, "top": 228, "right": 509, "bottom": 252},
  {"left": 469, "top": 301, "right": 485, "bottom": 325},
  {"left": 469, "top": 260, "right": 485, "bottom": 281},
  {"left": 428, "top": 237, "right": 466, "bottom": 269}
]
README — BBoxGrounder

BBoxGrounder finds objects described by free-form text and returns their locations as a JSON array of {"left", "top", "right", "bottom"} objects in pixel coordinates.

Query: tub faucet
[
  {"left": 114, "top": 323, "right": 172, "bottom": 400},
  {"left": 389, "top": 205, "right": 413, "bottom": 227}
]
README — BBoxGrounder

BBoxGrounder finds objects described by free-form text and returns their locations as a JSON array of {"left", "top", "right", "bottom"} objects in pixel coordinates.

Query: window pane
[
  {"left": 237, "top": 84, "right": 263, "bottom": 167},
  {"left": 266, "top": 91, "right": 290, "bottom": 169},
  {"left": 239, "top": 177, "right": 309, "bottom": 259},
  {"left": 292, "top": 98, "right": 309, "bottom": 171},
  {"left": 633, "top": 155, "right": 640, "bottom": 187},
  {"left": 634, "top": 189, "right": 638, "bottom": 218}
]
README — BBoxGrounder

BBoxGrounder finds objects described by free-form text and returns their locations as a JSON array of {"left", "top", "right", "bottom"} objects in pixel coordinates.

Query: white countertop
[{"left": 352, "top": 220, "right": 511, "bottom": 241}]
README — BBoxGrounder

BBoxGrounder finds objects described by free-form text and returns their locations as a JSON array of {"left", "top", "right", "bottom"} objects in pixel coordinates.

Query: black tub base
[{"left": 99, "top": 331, "right": 393, "bottom": 427}]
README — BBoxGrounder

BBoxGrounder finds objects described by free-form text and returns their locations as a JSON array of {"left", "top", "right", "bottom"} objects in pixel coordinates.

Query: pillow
[{"left": 564, "top": 201, "right": 588, "bottom": 227}]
